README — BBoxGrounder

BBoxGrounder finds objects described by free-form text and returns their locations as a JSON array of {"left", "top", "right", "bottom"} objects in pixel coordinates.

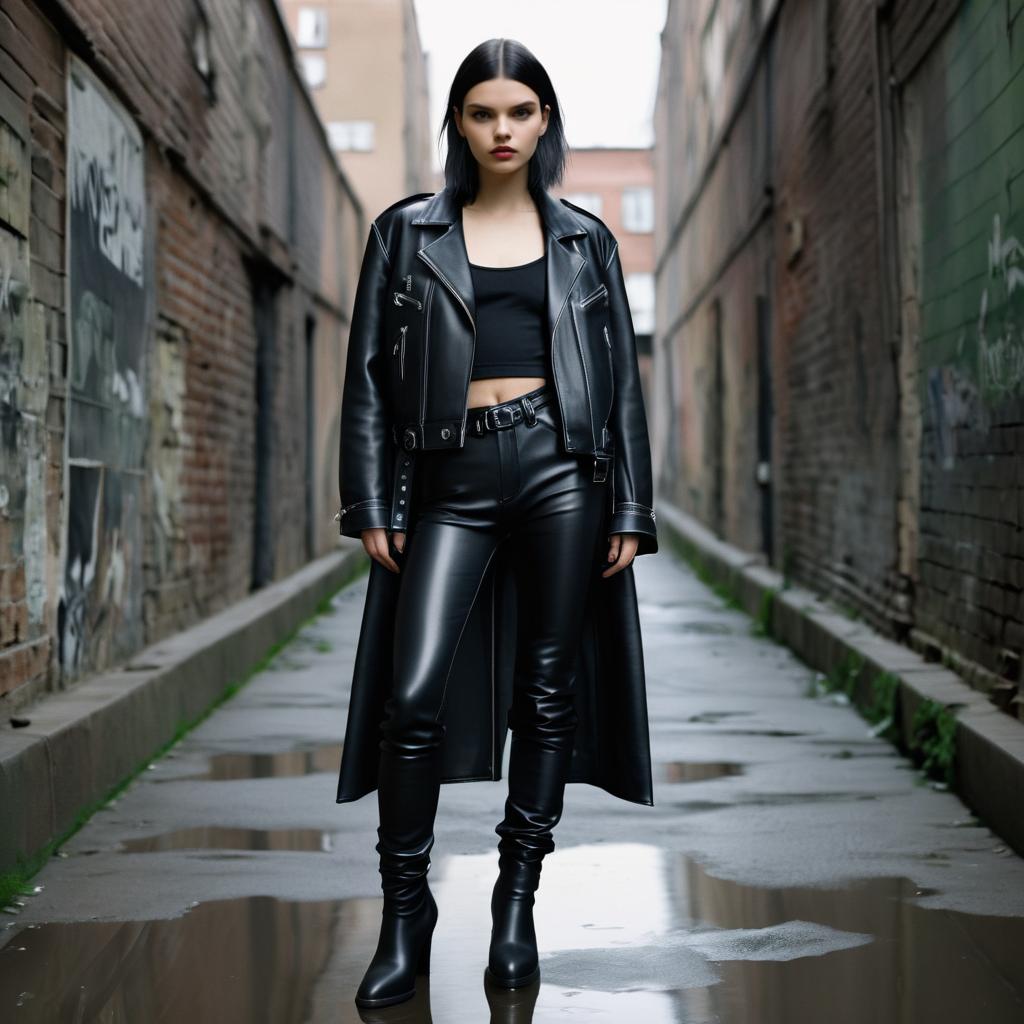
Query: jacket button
[{"left": 441, "top": 426, "right": 451, "bottom": 440}]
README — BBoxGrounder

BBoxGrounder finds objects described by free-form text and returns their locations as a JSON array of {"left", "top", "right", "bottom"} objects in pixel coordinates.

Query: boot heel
[{"left": 416, "top": 930, "right": 433, "bottom": 974}]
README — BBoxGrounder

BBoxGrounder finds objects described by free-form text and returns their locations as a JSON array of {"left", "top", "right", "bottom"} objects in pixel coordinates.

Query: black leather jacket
[{"left": 336, "top": 185, "right": 658, "bottom": 555}]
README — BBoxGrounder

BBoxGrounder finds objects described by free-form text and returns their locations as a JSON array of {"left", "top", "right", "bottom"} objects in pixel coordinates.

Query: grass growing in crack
[
  {"left": 910, "top": 699, "right": 959, "bottom": 787},
  {"left": 819, "top": 650, "right": 865, "bottom": 700},
  {"left": 862, "top": 672, "right": 900, "bottom": 743},
  {"left": 752, "top": 587, "right": 777, "bottom": 638}
]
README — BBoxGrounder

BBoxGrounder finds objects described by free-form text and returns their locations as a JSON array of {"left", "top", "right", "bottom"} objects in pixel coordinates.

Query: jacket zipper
[
  {"left": 579, "top": 282, "right": 608, "bottom": 309},
  {"left": 604, "top": 324, "right": 614, "bottom": 421},
  {"left": 393, "top": 324, "right": 407, "bottom": 379},
  {"left": 393, "top": 291, "right": 422, "bottom": 310},
  {"left": 421, "top": 279, "right": 434, "bottom": 428},
  {"left": 418, "top": 251, "right": 476, "bottom": 437},
  {"left": 569, "top": 302, "right": 597, "bottom": 450},
  {"left": 550, "top": 257, "right": 585, "bottom": 451}
]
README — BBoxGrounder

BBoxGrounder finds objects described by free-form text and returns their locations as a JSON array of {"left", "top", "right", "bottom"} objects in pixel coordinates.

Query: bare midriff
[{"left": 467, "top": 375, "right": 547, "bottom": 408}]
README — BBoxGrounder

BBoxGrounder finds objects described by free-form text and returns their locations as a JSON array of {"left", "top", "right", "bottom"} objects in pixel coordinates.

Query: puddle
[
  {"left": 664, "top": 761, "right": 745, "bottom": 783},
  {"left": 670, "top": 791, "right": 880, "bottom": 813},
  {"left": 2, "top": 844, "right": 1022, "bottom": 1021},
  {"left": 119, "top": 827, "right": 333, "bottom": 853},
  {"left": 160, "top": 744, "right": 343, "bottom": 782}
]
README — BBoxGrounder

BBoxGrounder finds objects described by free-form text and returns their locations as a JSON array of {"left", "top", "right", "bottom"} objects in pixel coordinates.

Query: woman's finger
[
  {"left": 606, "top": 534, "right": 621, "bottom": 565},
  {"left": 362, "top": 528, "right": 400, "bottom": 574},
  {"left": 602, "top": 534, "right": 638, "bottom": 578}
]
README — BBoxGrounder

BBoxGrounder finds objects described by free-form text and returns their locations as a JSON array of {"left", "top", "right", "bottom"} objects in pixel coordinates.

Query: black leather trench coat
[{"left": 335, "top": 185, "right": 657, "bottom": 807}]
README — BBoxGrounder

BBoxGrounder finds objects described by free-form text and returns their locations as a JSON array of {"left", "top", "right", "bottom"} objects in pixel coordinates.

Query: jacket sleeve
[
  {"left": 336, "top": 220, "right": 394, "bottom": 539},
  {"left": 603, "top": 237, "right": 658, "bottom": 556}
]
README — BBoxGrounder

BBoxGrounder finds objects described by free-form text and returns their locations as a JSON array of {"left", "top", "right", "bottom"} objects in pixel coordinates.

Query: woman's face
[{"left": 453, "top": 77, "right": 550, "bottom": 178}]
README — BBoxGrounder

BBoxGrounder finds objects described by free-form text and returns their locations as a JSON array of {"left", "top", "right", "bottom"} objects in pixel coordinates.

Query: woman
[{"left": 336, "top": 38, "right": 658, "bottom": 1010}]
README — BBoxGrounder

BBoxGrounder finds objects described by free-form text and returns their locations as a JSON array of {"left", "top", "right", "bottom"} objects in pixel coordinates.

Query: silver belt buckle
[{"left": 487, "top": 405, "right": 516, "bottom": 430}]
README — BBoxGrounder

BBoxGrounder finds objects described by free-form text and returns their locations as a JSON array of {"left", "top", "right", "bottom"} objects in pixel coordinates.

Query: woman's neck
[{"left": 464, "top": 170, "right": 536, "bottom": 216}]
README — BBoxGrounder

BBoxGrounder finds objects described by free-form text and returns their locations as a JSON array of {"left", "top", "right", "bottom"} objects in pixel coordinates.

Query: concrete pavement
[{"left": 2, "top": 549, "right": 1023, "bottom": 1021}]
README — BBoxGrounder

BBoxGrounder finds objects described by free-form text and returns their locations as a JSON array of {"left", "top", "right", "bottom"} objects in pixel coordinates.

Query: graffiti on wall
[
  {"left": 59, "top": 56, "right": 149, "bottom": 677},
  {"left": 0, "top": 94, "right": 50, "bottom": 644},
  {"left": 926, "top": 213, "right": 1023, "bottom": 469},
  {"left": 980, "top": 213, "right": 1024, "bottom": 397}
]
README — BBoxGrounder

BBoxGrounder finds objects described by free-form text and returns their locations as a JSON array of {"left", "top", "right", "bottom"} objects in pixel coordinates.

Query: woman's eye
[{"left": 471, "top": 109, "right": 532, "bottom": 120}]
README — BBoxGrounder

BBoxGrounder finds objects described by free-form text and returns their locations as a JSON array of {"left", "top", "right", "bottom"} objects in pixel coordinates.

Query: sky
[{"left": 413, "top": 0, "right": 669, "bottom": 172}]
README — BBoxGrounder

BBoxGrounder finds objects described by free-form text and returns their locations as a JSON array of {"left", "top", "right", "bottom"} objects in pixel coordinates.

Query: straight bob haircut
[{"left": 438, "top": 38, "right": 569, "bottom": 207}]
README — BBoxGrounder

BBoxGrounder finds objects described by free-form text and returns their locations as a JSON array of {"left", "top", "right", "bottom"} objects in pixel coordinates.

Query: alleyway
[{"left": 2, "top": 550, "right": 1023, "bottom": 1022}]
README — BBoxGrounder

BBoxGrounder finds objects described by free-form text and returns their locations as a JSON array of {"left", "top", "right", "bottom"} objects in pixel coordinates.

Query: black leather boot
[
  {"left": 485, "top": 724, "right": 574, "bottom": 990},
  {"left": 355, "top": 741, "right": 442, "bottom": 1009}
]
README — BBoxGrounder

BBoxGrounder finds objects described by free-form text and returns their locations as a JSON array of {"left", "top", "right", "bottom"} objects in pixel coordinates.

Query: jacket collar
[
  {"left": 410, "top": 186, "right": 588, "bottom": 337},
  {"left": 410, "top": 185, "right": 590, "bottom": 240}
]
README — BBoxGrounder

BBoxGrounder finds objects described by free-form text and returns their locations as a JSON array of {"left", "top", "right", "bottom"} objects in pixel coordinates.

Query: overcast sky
[{"left": 414, "top": 0, "right": 669, "bottom": 172}]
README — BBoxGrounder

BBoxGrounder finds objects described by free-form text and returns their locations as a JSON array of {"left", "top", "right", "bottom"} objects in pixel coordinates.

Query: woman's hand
[
  {"left": 361, "top": 528, "right": 406, "bottom": 574},
  {"left": 602, "top": 533, "right": 639, "bottom": 577}
]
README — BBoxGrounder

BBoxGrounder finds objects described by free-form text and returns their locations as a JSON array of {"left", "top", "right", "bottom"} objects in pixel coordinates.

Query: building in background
[
  {"left": 557, "top": 147, "right": 655, "bottom": 404},
  {"left": 280, "top": 0, "right": 439, "bottom": 218}
]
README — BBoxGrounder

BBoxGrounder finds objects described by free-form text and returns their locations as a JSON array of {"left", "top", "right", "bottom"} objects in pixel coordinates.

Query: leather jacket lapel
[
  {"left": 545, "top": 231, "right": 585, "bottom": 340},
  {"left": 411, "top": 185, "right": 591, "bottom": 339},
  {"left": 417, "top": 218, "right": 476, "bottom": 333}
]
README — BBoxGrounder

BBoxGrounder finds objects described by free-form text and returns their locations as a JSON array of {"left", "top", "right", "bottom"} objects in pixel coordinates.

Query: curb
[
  {"left": 0, "top": 544, "right": 368, "bottom": 876},
  {"left": 658, "top": 502, "right": 1024, "bottom": 858}
]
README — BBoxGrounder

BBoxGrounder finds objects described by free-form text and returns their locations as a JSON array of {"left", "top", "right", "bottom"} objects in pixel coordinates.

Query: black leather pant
[{"left": 378, "top": 382, "right": 608, "bottom": 872}]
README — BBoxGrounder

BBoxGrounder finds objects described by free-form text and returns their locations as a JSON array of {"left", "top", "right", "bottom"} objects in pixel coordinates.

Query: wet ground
[{"left": 3, "top": 553, "right": 1024, "bottom": 1022}]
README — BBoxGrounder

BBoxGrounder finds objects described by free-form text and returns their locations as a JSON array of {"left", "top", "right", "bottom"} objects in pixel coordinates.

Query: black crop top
[{"left": 468, "top": 254, "right": 548, "bottom": 380}]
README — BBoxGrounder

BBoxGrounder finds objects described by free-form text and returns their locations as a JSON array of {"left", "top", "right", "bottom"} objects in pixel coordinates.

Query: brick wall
[
  {"left": 0, "top": 0, "right": 360, "bottom": 706},
  {"left": 655, "top": 0, "right": 1023, "bottom": 711},
  {"left": 891, "top": 0, "right": 1024, "bottom": 701}
]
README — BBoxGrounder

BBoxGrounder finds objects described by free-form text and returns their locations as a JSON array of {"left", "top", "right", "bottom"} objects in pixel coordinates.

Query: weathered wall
[
  {"left": 655, "top": 0, "right": 1023, "bottom": 710},
  {"left": 0, "top": 0, "right": 360, "bottom": 705},
  {"left": 892, "top": 0, "right": 1024, "bottom": 695}
]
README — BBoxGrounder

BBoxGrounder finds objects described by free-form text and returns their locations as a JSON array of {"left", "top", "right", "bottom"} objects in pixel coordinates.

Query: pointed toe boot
[
  {"left": 484, "top": 859, "right": 542, "bottom": 989},
  {"left": 355, "top": 740, "right": 442, "bottom": 1009},
  {"left": 486, "top": 722, "right": 575, "bottom": 990}
]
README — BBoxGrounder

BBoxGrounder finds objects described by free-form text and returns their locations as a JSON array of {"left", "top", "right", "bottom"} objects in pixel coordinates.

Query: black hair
[{"left": 437, "top": 38, "right": 569, "bottom": 205}]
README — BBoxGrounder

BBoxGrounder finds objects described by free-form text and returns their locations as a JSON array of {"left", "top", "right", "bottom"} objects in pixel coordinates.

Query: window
[
  {"left": 562, "top": 192, "right": 603, "bottom": 218},
  {"left": 625, "top": 272, "right": 654, "bottom": 335},
  {"left": 621, "top": 187, "right": 654, "bottom": 233},
  {"left": 299, "top": 54, "right": 326, "bottom": 89},
  {"left": 327, "top": 120, "right": 375, "bottom": 152},
  {"left": 296, "top": 7, "right": 328, "bottom": 48}
]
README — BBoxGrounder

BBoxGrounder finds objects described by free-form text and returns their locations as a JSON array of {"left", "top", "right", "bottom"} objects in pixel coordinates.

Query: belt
[
  {"left": 466, "top": 388, "right": 552, "bottom": 436},
  {"left": 391, "top": 387, "right": 611, "bottom": 483}
]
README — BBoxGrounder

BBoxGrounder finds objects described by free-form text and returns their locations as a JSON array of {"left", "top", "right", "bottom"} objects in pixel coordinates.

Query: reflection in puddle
[
  {"left": 162, "top": 744, "right": 343, "bottom": 782},
  {"left": 664, "top": 761, "right": 745, "bottom": 783},
  {"left": 2, "top": 844, "right": 1022, "bottom": 1022},
  {"left": 120, "top": 827, "right": 333, "bottom": 853}
]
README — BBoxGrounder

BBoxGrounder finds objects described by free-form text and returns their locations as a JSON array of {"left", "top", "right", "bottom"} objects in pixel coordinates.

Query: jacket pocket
[
  {"left": 393, "top": 290, "right": 422, "bottom": 310},
  {"left": 578, "top": 282, "right": 609, "bottom": 310}
]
